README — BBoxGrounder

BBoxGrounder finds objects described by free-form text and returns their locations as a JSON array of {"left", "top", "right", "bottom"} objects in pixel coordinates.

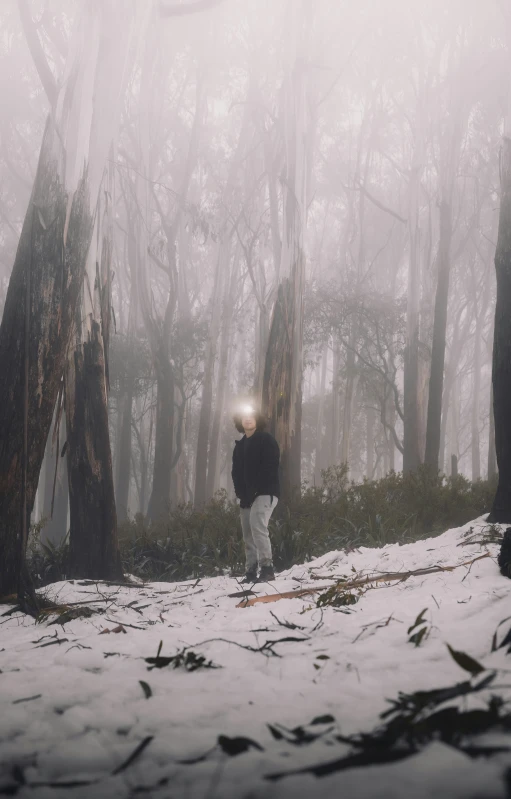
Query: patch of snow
[{"left": 1, "top": 515, "right": 510, "bottom": 797}]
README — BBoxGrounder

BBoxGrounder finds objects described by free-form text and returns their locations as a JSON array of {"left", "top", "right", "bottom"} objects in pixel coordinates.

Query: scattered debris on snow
[{"left": 1, "top": 516, "right": 511, "bottom": 798}]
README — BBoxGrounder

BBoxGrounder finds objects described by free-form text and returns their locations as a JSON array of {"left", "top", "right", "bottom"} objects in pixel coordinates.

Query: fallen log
[{"left": 236, "top": 553, "right": 491, "bottom": 608}]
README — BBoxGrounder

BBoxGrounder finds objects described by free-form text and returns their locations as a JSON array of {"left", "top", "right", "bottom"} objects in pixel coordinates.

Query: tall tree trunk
[
  {"left": 195, "top": 91, "right": 251, "bottom": 505},
  {"left": 488, "top": 129, "right": 511, "bottom": 521},
  {"left": 314, "top": 340, "right": 328, "bottom": 483},
  {"left": 331, "top": 337, "right": 341, "bottom": 467},
  {"left": 340, "top": 347, "right": 355, "bottom": 469},
  {"left": 262, "top": 8, "right": 310, "bottom": 503},
  {"left": 471, "top": 306, "right": 485, "bottom": 482},
  {"left": 65, "top": 157, "right": 121, "bottom": 579},
  {"left": 65, "top": 315, "right": 121, "bottom": 579},
  {"left": 449, "top": 373, "right": 460, "bottom": 476},
  {"left": 424, "top": 200, "right": 453, "bottom": 469},
  {"left": 488, "top": 383, "right": 497, "bottom": 480},
  {"left": 115, "top": 249, "right": 138, "bottom": 521},
  {"left": 0, "top": 2, "right": 133, "bottom": 595},
  {"left": 194, "top": 248, "right": 225, "bottom": 507},
  {"left": 366, "top": 405, "right": 375, "bottom": 479},
  {"left": 116, "top": 386, "right": 133, "bottom": 520},
  {"left": 403, "top": 157, "right": 422, "bottom": 473},
  {"left": 147, "top": 353, "right": 175, "bottom": 519},
  {"left": 206, "top": 251, "right": 238, "bottom": 499}
]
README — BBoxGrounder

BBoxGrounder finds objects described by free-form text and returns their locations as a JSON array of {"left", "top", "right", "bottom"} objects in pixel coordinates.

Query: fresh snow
[{"left": 1, "top": 516, "right": 511, "bottom": 798}]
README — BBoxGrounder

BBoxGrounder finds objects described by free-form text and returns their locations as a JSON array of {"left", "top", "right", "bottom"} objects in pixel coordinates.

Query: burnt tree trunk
[
  {"left": 0, "top": 2, "right": 135, "bottom": 595},
  {"left": 488, "top": 383, "right": 497, "bottom": 480},
  {"left": 488, "top": 133, "right": 511, "bottom": 521},
  {"left": 0, "top": 123, "right": 92, "bottom": 596},
  {"left": 65, "top": 315, "right": 121, "bottom": 579},
  {"left": 65, "top": 166, "right": 121, "bottom": 579}
]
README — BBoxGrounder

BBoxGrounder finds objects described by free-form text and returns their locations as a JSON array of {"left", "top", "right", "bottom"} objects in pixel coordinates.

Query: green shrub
[
  {"left": 28, "top": 469, "right": 498, "bottom": 587},
  {"left": 118, "top": 467, "right": 497, "bottom": 581}
]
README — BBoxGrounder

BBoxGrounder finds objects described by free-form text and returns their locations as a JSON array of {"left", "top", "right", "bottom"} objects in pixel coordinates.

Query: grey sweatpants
[{"left": 240, "top": 495, "right": 278, "bottom": 570}]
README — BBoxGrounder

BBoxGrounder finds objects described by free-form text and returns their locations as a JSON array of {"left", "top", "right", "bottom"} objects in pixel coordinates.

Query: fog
[
  {"left": 4, "top": 2, "right": 511, "bottom": 795},
  {"left": 0, "top": 0, "right": 507, "bottom": 522}
]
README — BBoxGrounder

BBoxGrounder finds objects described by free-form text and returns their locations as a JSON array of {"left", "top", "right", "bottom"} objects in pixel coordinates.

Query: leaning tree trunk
[
  {"left": 488, "top": 131, "right": 511, "bottom": 521},
  {"left": 0, "top": 2, "right": 134, "bottom": 596}
]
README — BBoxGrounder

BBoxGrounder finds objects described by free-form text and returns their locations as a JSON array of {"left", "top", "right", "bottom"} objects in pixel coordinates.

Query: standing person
[{"left": 231, "top": 404, "right": 280, "bottom": 583}]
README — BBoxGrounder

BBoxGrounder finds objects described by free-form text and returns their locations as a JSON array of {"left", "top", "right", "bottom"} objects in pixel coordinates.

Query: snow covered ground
[{"left": 2, "top": 516, "right": 511, "bottom": 798}]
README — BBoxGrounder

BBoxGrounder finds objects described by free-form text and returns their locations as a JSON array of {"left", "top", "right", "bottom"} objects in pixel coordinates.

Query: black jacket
[{"left": 232, "top": 430, "right": 280, "bottom": 508}]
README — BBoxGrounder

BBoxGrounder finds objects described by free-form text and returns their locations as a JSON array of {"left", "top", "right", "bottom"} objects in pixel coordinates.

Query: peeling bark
[
  {"left": 263, "top": 50, "right": 308, "bottom": 502},
  {"left": 65, "top": 316, "right": 121, "bottom": 579},
  {"left": 0, "top": 1, "right": 136, "bottom": 594}
]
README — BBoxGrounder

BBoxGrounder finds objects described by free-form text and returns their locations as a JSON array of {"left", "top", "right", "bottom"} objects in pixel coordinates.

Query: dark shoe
[
  {"left": 258, "top": 564, "right": 275, "bottom": 582},
  {"left": 241, "top": 569, "right": 258, "bottom": 584}
]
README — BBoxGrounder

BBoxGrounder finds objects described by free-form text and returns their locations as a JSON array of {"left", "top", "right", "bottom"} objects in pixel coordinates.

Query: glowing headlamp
[{"left": 241, "top": 404, "right": 256, "bottom": 415}]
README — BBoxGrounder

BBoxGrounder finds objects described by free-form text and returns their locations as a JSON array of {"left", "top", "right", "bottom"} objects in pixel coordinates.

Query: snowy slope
[{"left": 1, "top": 516, "right": 511, "bottom": 798}]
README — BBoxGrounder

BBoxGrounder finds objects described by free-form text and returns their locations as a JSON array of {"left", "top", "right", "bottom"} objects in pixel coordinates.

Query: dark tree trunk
[
  {"left": 65, "top": 314, "right": 122, "bottom": 579},
  {"left": 0, "top": 121, "right": 92, "bottom": 595},
  {"left": 488, "top": 383, "right": 497, "bottom": 480},
  {"left": 263, "top": 277, "right": 303, "bottom": 502},
  {"left": 0, "top": 1, "right": 136, "bottom": 595},
  {"left": 488, "top": 135, "right": 511, "bottom": 521},
  {"left": 425, "top": 200, "right": 453, "bottom": 470}
]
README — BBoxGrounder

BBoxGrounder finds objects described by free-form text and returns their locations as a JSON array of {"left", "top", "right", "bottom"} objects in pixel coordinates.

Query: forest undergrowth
[{"left": 28, "top": 466, "right": 498, "bottom": 588}]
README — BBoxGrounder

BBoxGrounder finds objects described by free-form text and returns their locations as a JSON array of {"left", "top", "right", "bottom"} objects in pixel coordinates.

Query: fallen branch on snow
[{"left": 236, "top": 552, "right": 491, "bottom": 607}]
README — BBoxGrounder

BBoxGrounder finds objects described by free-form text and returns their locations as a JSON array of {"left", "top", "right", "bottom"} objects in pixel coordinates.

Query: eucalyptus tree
[
  {"left": 0, "top": 0, "right": 136, "bottom": 596},
  {"left": 488, "top": 8, "right": 511, "bottom": 522}
]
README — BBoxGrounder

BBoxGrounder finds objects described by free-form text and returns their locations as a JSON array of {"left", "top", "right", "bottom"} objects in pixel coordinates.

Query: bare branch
[
  {"left": 159, "top": 0, "right": 225, "bottom": 17},
  {"left": 355, "top": 180, "right": 407, "bottom": 224},
  {"left": 18, "top": 0, "right": 58, "bottom": 108}
]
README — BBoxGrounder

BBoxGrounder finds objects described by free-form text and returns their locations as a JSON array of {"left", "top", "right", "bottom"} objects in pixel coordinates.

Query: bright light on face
[{"left": 241, "top": 404, "right": 255, "bottom": 415}]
